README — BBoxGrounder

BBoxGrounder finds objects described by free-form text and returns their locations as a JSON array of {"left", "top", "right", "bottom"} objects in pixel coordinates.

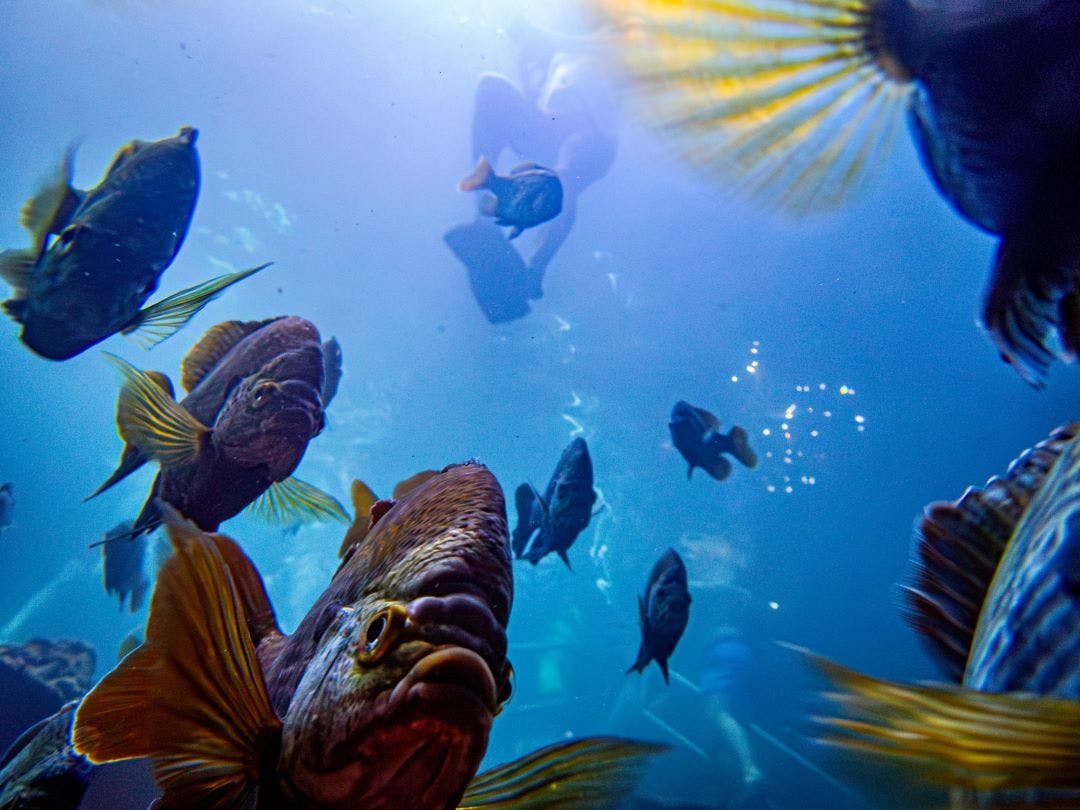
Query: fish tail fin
[
  {"left": 982, "top": 235, "right": 1080, "bottom": 387},
  {"left": 123, "top": 262, "right": 272, "bottom": 349},
  {"left": 657, "top": 657, "right": 670, "bottom": 685},
  {"left": 104, "top": 353, "right": 207, "bottom": 467},
  {"left": 727, "top": 425, "right": 757, "bottom": 468},
  {"left": 72, "top": 507, "right": 281, "bottom": 806},
  {"left": 557, "top": 548, "right": 572, "bottom": 570},
  {"left": 0, "top": 249, "right": 37, "bottom": 320},
  {"left": 460, "top": 736, "right": 669, "bottom": 809},
  {"left": 593, "top": 0, "right": 913, "bottom": 213},
  {"left": 459, "top": 155, "right": 493, "bottom": 192},
  {"left": 807, "top": 649, "right": 1080, "bottom": 792},
  {"left": 21, "top": 142, "right": 82, "bottom": 254}
]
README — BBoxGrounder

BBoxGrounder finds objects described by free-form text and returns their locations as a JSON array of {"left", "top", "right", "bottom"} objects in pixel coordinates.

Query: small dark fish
[
  {"left": 512, "top": 436, "right": 598, "bottom": 568},
  {"left": 459, "top": 156, "right": 563, "bottom": 239},
  {"left": 0, "top": 126, "right": 266, "bottom": 360},
  {"left": 598, "top": 1, "right": 1080, "bottom": 386},
  {"left": 100, "top": 521, "right": 148, "bottom": 612},
  {"left": 72, "top": 464, "right": 664, "bottom": 807},
  {"left": 0, "top": 482, "right": 13, "bottom": 536},
  {"left": 811, "top": 422, "right": 1080, "bottom": 801},
  {"left": 669, "top": 400, "right": 756, "bottom": 481},
  {"left": 627, "top": 548, "right": 691, "bottom": 685},
  {"left": 90, "top": 316, "right": 347, "bottom": 536},
  {"left": 0, "top": 703, "right": 92, "bottom": 810}
]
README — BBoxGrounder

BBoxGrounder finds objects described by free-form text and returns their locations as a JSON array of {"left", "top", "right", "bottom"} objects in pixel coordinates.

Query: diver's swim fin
[{"left": 444, "top": 220, "right": 531, "bottom": 324}]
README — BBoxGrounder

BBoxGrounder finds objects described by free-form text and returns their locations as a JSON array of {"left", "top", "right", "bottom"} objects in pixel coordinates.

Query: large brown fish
[
  {"left": 72, "top": 463, "right": 663, "bottom": 808},
  {"left": 91, "top": 316, "right": 346, "bottom": 537},
  {"left": 809, "top": 423, "right": 1080, "bottom": 802},
  {"left": 0, "top": 127, "right": 265, "bottom": 360}
]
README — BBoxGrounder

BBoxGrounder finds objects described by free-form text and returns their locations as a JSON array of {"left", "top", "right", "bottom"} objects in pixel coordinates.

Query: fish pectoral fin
[
  {"left": 458, "top": 736, "right": 669, "bottom": 809},
  {"left": 248, "top": 476, "right": 350, "bottom": 525},
  {"left": 808, "top": 649, "right": 1080, "bottom": 792},
  {"left": 123, "top": 262, "right": 272, "bottom": 349},
  {"left": 180, "top": 318, "right": 278, "bottom": 393},
  {"left": 72, "top": 506, "right": 281, "bottom": 807},
  {"left": 0, "top": 250, "right": 37, "bottom": 316},
  {"left": 106, "top": 353, "right": 207, "bottom": 466},
  {"left": 557, "top": 548, "right": 572, "bottom": 570},
  {"left": 596, "top": 0, "right": 912, "bottom": 214},
  {"left": 21, "top": 143, "right": 82, "bottom": 254}
]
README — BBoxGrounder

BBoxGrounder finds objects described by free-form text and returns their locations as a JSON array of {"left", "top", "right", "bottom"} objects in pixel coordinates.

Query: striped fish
[{"left": 809, "top": 423, "right": 1080, "bottom": 801}]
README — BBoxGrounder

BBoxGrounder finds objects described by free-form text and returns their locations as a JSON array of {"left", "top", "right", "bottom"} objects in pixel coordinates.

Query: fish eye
[
  {"left": 251, "top": 380, "right": 279, "bottom": 409},
  {"left": 56, "top": 225, "right": 81, "bottom": 253},
  {"left": 356, "top": 604, "right": 407, "bottom": 665}
]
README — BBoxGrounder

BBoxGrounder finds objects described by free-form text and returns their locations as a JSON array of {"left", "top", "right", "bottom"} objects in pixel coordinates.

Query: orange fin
[
  {"left": 72, "top": 507, "right": 281, "bottom": 808},
  {"left": 392, "top": 469, "right": 439, "bottom": 499},
  {"left": 338, "top": 478, "right": 378, "bottom": 558},
  {"left": 459, "top": 155, "right": 492, "bottom": 192},
  {"left": 905, "top": 423, "right": 1078, "bottom": 680}
]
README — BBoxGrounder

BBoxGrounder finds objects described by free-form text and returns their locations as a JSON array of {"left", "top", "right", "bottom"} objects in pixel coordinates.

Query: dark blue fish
[
  {"left": 459, "top": 156, "right": 563, "bottom": 239},
  {"left": 0, "top": 482, "right": 12, "bottom": 536},
  {"left": 100, "top": 521, "right": 148, "bottom": 613},
  {"left": 0, "top": 127, "right": 265, "bottom": 360},
  {"left": 627, "top": 548, "right": 691, "bottom": 684},
  {"left": 511, "top": 436, "right": 598, "bottom": 568},
  {"left": 597, "top": 0, "right": 1080, "bottom": 385},
  {"left": 669, "top": 400, "right": 756, "bottom": 481},
  {"left": 812, "top": 423, "right": 1080, "bottom": 801}
]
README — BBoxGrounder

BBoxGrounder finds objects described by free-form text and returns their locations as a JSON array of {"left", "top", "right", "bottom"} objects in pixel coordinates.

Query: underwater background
[{"left": 2, "top": 1, "right": 1079, "bottom": 807}]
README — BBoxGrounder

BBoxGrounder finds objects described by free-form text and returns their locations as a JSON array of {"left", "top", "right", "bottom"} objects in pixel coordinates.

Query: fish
[
  {"left": 627, "top": 548, "right": 691, "bottom": 685},
  {"left": 808, "top": 422, "right": 1080, "bottom": 802},
  {"left": 89, "top": 316, "right": 348, "bottom": 537},
  {"left": 511, "top": 436, "right": 598, "bottom": 568},
  {"left": 594, "top": 1, "right": 1080, "bottom": 386},
  {"left": 669, "top": 400, "right": 756, "bottom": 481},
  {"left": 0, "top": 482, "right": 13, "bottom": 536},
  {"left": 0, "top": 126, "right": 267, "bottom": 360},
  {"left": 0, "top": 702, "right": 92, "bottom": 810},
  {"left": 459, "top": 156, "right": 564, "bottom": 239},
  {"left": 100, "top": 521, "right": 148, "bottom": 612},
  {"left": 71, "top": 462, "right": 665, "bottom": 808}
]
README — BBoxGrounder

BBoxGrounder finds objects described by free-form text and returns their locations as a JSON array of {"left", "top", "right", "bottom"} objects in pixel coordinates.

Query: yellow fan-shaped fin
[
  {"left": 459, "top": 736, "right": 669, "bottom": 808},
  {"left": 249, "top": 476, "right": 350, "bottom": 525},
  {"left": 72, "top": 509, "right": 281, "bottom": 808},
  {"left": 123, "top": 262, "right": 272, "bottom": 349},
  {"left": 808, "top": 650, "right": 1080, "bottom": 792},
  {"left": 594, "top": 0, "right": 914, "bottom": 213},
  {"left": 105, "top": 353, "right": 207, "bottom": 467}
]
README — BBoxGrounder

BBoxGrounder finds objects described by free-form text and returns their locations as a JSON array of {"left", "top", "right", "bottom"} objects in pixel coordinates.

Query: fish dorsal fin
[
  {"left": 697, "top": 406, "right": 720, "bottom": 431},
  {"left": 809, "top": 650, "right": 1080, "bottom": 793},
  {"left": 337, "top": 478, "right": 378, "bottom": 559},
  {"left": 458, "top": 736, "right": 669, "bottom": 809},
  {"left": 905, "top": 424, "right": 1078, "bottom": 680},
  {"left": 248, "top": 476, "right": 350, "bottom": 526},
  {"left": 509, "top": 162, "right": 543, "bottom": 174},
  {"left": 105, "top": 353, "right": 208, "bottom": 467},
  {"left": 21, "top": 144, "right": 82, "bottom": 255},
  {"left": 123, "top": 262, "right": 271, "bottom": 350},
  {"left": 72, "top": 508, "right": 281, "bottom": 807},
  {"left": 391, "top": 469, "right": 439, "bottom": 499},
  {"left": 180, "top": 319, "right": 274, "bottom": 393}
]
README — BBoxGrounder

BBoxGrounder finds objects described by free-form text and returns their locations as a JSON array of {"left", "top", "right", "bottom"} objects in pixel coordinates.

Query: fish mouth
[{"left": 388, "top": 647, "right": 498, "bottom": 723}]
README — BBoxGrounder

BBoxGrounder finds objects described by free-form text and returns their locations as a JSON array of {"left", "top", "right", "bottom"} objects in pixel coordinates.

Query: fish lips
[{"left": 387, "top": 646, "right": 499, "bottom": 726}]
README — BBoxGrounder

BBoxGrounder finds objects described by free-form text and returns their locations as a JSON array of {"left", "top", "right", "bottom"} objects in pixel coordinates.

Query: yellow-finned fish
[
  {"left": 72, "top": 462, "right": 665, "bottom": 808},
  {"left": 0, "top": 127, "right": 266, "bottom": 360},
  {"left": 594, "top": 0, "right": 1080, "bottom": 386},
  {"left": 807, "top": 423, "right": 1080, "bottom": 804}
]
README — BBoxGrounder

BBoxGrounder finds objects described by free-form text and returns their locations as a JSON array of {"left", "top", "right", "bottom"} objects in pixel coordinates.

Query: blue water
[{"left": 2, "top": 2, "right": 1079, "bottom": 807}]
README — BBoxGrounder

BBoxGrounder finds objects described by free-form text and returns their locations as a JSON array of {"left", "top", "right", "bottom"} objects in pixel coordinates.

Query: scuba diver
[{"left": 445, "top": 15, "right": 618, "bottom": 323}]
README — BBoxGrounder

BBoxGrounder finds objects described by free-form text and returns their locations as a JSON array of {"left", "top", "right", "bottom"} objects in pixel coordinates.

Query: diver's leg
[
  {"left": 525, "top": 196, "right": 576, "bottom": 298},
  {"left": 471, "top": 73, "right": 532, "bottom": 164}
]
